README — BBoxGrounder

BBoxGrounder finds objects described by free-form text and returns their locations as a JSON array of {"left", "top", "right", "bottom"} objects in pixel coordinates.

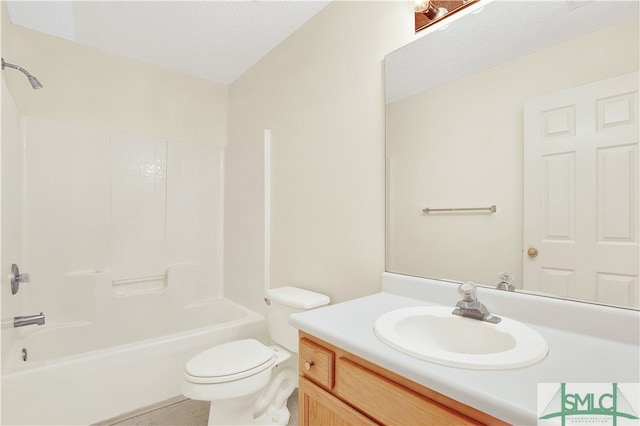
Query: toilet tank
[{"left": 266, "top": 286, "right": 330, "bottom": 352}]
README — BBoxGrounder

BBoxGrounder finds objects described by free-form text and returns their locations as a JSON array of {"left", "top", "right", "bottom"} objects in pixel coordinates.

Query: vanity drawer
[
  {"left": 335, "top": 357, "right": 482, "bottom": 425},
  {"left": 299, "top": 337, "right": 335, "bottom": 390}
]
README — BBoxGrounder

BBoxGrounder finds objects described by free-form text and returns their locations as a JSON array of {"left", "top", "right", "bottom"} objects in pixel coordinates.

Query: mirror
[{"left": 385, "top": 0, "right": 639, "bottom": 309}]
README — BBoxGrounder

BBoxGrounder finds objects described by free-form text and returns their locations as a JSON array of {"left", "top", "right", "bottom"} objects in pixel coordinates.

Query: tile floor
[{"left": 100, "top": 390, "right": 298, "bottom": 426}]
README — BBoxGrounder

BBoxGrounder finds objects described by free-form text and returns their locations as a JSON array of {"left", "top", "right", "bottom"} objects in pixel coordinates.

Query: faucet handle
[
  {"left": 10, "top": 264, "right": 30, "bottom": 295},
  {"left": 458, "top": 281, "right": 477, "bottom": 301},
  {"left": 498, "top": 272, "right": 512, "bottom": 283}
]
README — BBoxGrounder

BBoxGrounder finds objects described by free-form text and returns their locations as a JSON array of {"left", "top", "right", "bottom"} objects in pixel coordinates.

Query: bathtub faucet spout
[{"left": 14, "top": 312, "right": 45, "bottom": 327}]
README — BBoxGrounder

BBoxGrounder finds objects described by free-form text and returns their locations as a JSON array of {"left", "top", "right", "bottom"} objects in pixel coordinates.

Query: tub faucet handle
[{"left": 10, "top": 264, "right": 30, "bottom": 295}]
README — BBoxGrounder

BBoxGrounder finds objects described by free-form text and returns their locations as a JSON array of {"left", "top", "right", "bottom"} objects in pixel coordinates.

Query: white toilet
[{"left": 182, "top": 286, "right": 330, "bottom": 425}]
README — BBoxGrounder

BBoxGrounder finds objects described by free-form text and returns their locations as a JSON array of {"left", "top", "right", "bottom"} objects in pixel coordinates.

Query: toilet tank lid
[{"left": 266, "top": 286, "right": 330, "bottom": 309}]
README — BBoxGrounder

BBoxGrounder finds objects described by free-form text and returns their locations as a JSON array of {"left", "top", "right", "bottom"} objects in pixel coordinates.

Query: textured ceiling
[
  {"left": 386, "top": 0, "right": 640, "bottom": 103},
  {"left": 5, "top": 0, "right": 330, "bottom": 85}
]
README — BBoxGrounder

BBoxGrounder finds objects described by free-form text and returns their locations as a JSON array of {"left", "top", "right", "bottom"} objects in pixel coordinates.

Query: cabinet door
[{"left": 299, "top": 377, "right": 379, "bottom": 426}]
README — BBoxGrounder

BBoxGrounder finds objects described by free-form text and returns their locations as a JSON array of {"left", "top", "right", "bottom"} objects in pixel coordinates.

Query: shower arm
[
  {"left": 1, "top": 58, "right": 43, "bottom": 89},
  {"left": 2, "top": 58, "right": 31, "bottom": 77}
]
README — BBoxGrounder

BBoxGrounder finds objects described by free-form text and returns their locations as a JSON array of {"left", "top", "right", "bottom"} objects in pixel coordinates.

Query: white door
[{"left": 523, "top": 72, "right": 639, "bottom": 308}]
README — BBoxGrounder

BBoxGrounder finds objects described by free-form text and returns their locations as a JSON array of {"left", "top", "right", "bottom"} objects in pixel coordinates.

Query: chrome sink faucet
[
  {"left": 452, "top": 282, "right": 501, "bottom": 324},
  {"left": 496, "top": 272, "right": 515, "bottom": 292}
]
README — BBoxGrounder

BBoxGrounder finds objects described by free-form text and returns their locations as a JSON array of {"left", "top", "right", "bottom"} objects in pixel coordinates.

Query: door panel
[{"left": 524, "top": 72, "right": 639, "bottom": 308}]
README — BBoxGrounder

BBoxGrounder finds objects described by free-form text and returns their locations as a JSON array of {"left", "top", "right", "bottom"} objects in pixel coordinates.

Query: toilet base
[
  {"left": 206, "top": 390, "right": 293, "bottom": 426},
  {"left": 207, "top": 399, "right": 256, "bottom": 426},
  {"left": 254, "top": 403, "right": 291, "bottom": 426}
]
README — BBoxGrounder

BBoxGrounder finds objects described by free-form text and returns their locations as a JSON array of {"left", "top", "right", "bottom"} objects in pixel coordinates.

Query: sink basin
[{"left": 374, "top": 306, "right": 548, "bottom": 370}]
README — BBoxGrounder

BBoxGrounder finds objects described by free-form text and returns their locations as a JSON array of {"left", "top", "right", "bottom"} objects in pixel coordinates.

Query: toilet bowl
[{"left": 182, "top": 286, "right": 330, "bottom": 425}]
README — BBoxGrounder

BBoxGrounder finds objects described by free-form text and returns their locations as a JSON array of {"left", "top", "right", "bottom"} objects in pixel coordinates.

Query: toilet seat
[{"left": 184, "top": 339, "right": 275, "bottom": 384}]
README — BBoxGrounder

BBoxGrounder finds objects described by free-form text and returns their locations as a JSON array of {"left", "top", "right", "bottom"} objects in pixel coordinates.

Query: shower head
[
  {"left": 27, "top": 74, "right": 43, "bottom": 90},
  {"left": 1, "top": 58, "right": 43, "bottom": 89}
]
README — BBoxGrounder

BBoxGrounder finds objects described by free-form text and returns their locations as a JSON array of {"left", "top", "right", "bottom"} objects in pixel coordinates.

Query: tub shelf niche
[{"left": 112, "top": 274, "right": 168, "bottom": 296}]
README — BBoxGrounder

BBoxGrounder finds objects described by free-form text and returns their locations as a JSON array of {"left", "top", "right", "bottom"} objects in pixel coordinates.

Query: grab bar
[
  {"left": 422, "top": 205, "right": 497, "bottom": 214},
  {"left": 112, "top": 274, "right": 166, "bottom": 285},
  {"left": 112, "top": 274, "right": 168, "bottom": 296}
]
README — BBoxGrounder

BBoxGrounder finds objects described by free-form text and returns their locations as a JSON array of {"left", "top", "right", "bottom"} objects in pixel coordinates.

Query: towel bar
[{"left": 422, "top": 205, "right": 497, "bottom": 214}]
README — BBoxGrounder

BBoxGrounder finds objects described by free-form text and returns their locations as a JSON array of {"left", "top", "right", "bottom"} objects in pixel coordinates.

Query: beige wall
[
  {"left": 1, "top": 7, "right": 228, "bottom": 146},
  {"left": 386, "top": 18, "right": 639, "bottom": 287},
  {"left": 225, "top": 1, "right": 415, "bottom": 311}
]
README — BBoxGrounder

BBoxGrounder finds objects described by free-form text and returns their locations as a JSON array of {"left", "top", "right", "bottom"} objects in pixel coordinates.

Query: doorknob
[{"left": 527, "top": 247, "right": 539, "bottom": 258}]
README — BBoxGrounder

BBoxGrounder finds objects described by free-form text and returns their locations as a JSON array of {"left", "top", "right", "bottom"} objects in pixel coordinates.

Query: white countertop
[{"left": 289, "top": 273, "right": 640, "bottom": 425}]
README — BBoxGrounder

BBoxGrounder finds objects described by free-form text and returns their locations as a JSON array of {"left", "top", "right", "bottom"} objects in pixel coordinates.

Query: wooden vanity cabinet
[{"left": 298, "top": 332, "right": 509, "bottom": 426}]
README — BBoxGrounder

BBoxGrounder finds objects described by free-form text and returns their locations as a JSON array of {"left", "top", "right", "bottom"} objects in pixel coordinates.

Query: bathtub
[{"left": 1, "top": 298, "right": 267, "bottom": 425}]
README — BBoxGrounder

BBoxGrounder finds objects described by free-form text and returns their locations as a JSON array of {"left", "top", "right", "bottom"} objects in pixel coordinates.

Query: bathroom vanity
[
  {"left": 298, "top": 332, "right": 507, "bottom": 425},
  {"left": 290, "top": 273, "right": 640, "bottom": 425}
]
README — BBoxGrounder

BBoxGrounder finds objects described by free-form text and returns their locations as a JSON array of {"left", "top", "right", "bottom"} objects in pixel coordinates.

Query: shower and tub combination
[{"left": 1, "top": 80, "right": 265, "bottom": 424}]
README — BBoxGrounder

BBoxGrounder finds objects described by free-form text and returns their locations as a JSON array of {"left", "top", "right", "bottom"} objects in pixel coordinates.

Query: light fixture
[
  {"left": 414, "top": 0, "right": 448, "bottom": 20},
  {"left": 414, "top": 0, "right": 480, "bottom": 33}
]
